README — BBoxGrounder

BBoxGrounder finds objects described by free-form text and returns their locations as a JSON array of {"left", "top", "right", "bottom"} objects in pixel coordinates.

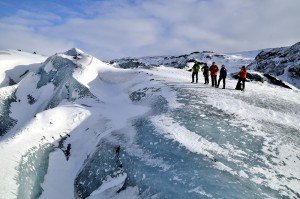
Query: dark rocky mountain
[{"left": 247, "top": 42, "right": 300, "bottom": 88}]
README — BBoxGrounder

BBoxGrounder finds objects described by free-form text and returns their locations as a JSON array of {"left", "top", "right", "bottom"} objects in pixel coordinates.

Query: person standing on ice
[
  {"left": 209, "top": 62, "right": 218, "bottom": 87},
  {"left": 235, "top": 66, "right": 247, "bottom": 91},
  {"left": 217, "top": 65, "right": 227, "bottom": 89},
  {"left": 201, "top": 63, "right": 209, "bottom": 84},
  {"left": 191, "top": 61, "right": 200, "bottom": 83}
]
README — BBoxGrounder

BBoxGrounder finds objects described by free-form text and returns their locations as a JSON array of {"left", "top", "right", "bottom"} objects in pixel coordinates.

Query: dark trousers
[
  {"left": 211, "top": 75, "right": 217, "bottom": 87},
  {"left": 204, "top": 74, "right": 209, "bottom": 84},
  {"left": 192, "top": 72, "right": 198, "bottom": 83},
  {"left": 217, "top": 77, "right": 226, "bottom": 88},
  {"left": 236, "top": 78, "right": 246, "bottom": 90}
]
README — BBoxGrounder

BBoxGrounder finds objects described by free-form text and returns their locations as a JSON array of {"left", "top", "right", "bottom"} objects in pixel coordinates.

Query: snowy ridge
[
  {"left": 111, "top": 43, "right": 300, "bottom": 89},
  {"left": 0, "top": 48, "right": 300, "bottom": 198},
  {"left": 0, "top": 49, "right": 46, "bottom": 87},
  {"left": 110, "top": 50, "right": 258, "bottom": 74},
  {"left": 0, "top": 48, "right": 149, "bottom": 198}
]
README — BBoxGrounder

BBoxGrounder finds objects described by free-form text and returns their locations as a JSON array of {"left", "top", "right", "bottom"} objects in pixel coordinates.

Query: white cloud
[
  {"left": 0, "top": 0, "right": 299, "bottom": 59},
  {"left": 1, "top": 10, "right": 62, "bottom": 27},
  {"left": 0, "top": 22, "right": 74, "bottom": 55}
]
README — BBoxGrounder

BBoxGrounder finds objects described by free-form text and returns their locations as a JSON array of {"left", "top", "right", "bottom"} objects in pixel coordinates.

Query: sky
[{"left": 0, "top": 0, "right": 300, "bottom": 60}]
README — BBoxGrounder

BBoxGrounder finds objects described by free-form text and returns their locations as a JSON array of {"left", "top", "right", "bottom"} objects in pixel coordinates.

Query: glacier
[{"left": 0, "top": 48, "right": 299, "bottom": 199}]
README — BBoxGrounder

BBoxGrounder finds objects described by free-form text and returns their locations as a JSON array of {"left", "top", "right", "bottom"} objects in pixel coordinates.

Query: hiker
[
  {"left": 235, "top": 66, "right": 247, "bottom": 91},
  {"left": 201, "top": 63, "right": 209, "bottom": 84},
  {"left": 209, "top": 62, "right": 218, "bottom": 87},
  {"left": 191, "top": 61, "right": 200, "bottom": 83},
  {"left": 217, "top": 65, "right": 227, "bottom": 89}
]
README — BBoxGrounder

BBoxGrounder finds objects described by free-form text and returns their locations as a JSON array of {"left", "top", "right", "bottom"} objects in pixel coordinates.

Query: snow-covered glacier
[{"left": 0, "top": 48, "right": 299, "bottom": 199}]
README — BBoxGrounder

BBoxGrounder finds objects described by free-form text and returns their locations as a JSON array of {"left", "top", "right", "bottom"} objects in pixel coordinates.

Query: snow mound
[
  {"left": 0, "top": 49, "right": 105, "bottom": 138},
  {"left": 0, "top": 47, "right": 154, "bottom": 199},
  {"left": 0, "top": 49, "right": 46, "bottom": 87}
]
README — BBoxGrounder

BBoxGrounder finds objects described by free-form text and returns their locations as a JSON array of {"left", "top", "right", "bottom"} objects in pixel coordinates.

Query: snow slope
[
  {"left": 0, "top": 48, "right": 299, "bottom": 199},
  {"left": 0, "top": 50, "right": 46, "bottom": 87},
  {"left": 0, "top": 48, "right": 150, "bottom": 199}
]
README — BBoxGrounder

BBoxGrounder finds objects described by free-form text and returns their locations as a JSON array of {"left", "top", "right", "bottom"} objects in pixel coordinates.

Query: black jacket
[
  {"left": 201, "top": 65, "right": 209, "bottom": 75},
  {"left": 220, "top": 67, "right": 227, "bottom": 78}
]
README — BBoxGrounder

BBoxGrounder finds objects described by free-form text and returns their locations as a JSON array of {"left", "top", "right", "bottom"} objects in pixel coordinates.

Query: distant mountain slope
[
  {"left": 110, "top": 42, "right": 300, "bottom": 89},
  {"left": 248, "top": 42, "right": 300, "bottom": 88},
  {"left": 109, "top": 50, "right": 260, "bottom": 73}
]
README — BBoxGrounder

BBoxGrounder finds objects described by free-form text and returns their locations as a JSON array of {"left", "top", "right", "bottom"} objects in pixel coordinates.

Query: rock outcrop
[{"left": 248, "top": 42, "right": 300, "bottom": 88}]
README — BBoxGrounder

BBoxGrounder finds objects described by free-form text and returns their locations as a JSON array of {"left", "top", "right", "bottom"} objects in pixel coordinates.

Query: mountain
[
  {"left": 109, "top": 50, "right": 258, "bottom": 73},
  {"left": 0, "top": 48, "right": 299, "bottom": 199},
  {"left": 110, "top": 43, "right": 300, "bottom": 89},
  {"left": 248, "top": 42, "right": 300, "bottom": 88}
]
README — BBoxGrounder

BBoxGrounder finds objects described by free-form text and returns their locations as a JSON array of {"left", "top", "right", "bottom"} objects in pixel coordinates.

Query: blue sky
[
  {"left": 0, "top": 0, "right": 82, "bottom": 17},
  {"left": 0, "top": 0, "right": 300, "bottom": 60}
]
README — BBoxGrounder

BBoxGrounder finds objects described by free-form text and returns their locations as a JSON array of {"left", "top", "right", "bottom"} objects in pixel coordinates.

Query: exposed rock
[
  {"left": 247, "top": 73, "right": 265, "bottom": 83},
  {"left": 231, "top": 71, "right": 292, "bottom": 89},
  {"left": 230, "top": 71, "right": 264, "bottom": 82},
  {"left": 288, "top": 67, "right": 300, "bottom": 78},
  {"left": 248, "top": 42, "right": 300, "bottom": 88},
  {"left": 263, "top": 74, "right": 292, "bottom": 89},
  {"left": 118, "top": 59, "right": 146, "bottom": 69}
]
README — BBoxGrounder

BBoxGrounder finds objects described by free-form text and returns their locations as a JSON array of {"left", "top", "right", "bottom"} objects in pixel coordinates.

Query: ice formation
[{"left": 0, "top": 47, "right": 299, "bottom": 199}]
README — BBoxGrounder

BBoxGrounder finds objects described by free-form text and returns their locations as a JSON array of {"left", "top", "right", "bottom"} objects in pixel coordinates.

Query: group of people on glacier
[{"left": 191, "top": 61, "right": 247, "bottom": 91}]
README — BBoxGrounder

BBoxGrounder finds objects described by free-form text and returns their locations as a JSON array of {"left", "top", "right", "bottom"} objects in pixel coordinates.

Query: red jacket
[
  {"left": 209, "top": 64, "right": 218, "bottom": 76},
  {"left": 239, "top": 69, "right": 247, "bottom": 80}
]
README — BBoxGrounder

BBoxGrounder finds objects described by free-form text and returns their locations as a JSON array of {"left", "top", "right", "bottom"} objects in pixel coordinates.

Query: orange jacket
[
  {"left": 209, "top": 64, "right": 219, "bottom": 76},
  {"left": 239, "top": 69, "right": 247, "bottom": 80}
]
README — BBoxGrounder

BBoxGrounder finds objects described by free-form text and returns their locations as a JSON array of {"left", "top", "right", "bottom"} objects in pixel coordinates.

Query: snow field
[
  {"left": 1, "top": 49, "right": 299, "bottom": 198},
  {"left": 146, "top": 66, "right": 300, "bottom": 198}
]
